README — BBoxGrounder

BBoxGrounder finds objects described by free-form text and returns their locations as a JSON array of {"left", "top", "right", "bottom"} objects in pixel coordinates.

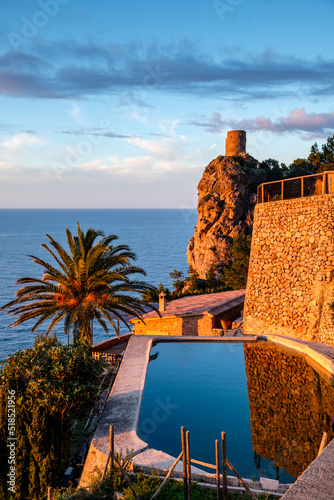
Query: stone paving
[{"left": 281, "top": 441, "right": 334, "bottom": 499}]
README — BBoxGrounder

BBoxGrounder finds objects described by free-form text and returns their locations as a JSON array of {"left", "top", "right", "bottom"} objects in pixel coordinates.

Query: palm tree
[{"left": 1, "top": 223, "right": 157, "bottom": 345}]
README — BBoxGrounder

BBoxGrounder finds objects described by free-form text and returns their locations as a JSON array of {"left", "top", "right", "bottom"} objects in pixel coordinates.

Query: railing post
[
  {"left": 301, "top": 176, "right": 304, "bottom": 197},
  {"left": 281, "top": 180, "right": 284, "bottom": 200},
  {"left": 261, "top": 184, "right": 264, "bottom": 203},
  {"left": 325, "top": 172, "right": 328, "bottom": 194}
]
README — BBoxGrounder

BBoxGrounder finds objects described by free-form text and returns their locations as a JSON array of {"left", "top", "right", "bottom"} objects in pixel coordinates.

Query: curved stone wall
[{"left": 244, "top": 195, "right": 334, "bottom": 344}]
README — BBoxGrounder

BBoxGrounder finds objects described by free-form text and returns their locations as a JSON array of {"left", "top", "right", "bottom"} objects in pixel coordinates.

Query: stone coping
[
  {"left": 79, "top": 334, "right": 257, "bottom": 487},
  {"left": 79, "top": 333, "right": 334, "bottom": 495},
  {"left": 258, "top": 333, "right": 334, "bottom": 377}
]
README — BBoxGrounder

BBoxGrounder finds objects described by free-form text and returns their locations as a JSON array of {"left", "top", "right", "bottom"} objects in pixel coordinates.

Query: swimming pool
[{"left": 137, "top": 340, "right": 334, "bottom": 484}]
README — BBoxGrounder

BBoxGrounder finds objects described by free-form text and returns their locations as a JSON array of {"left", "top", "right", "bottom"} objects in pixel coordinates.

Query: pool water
[{"left": 137, "top": 341, "right": 334, "bottom": 483}]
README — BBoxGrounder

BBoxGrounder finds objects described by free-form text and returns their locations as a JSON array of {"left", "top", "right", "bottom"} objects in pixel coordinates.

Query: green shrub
[{"left": 0, "top": 336, "right": 104, "bottom": 500}]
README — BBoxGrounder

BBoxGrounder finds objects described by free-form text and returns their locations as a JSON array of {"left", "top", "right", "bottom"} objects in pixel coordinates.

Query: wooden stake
[
  {"left": 221, "top": 432, "right": 228, "bottom": 500},
  {"left": 109, "top": 425, "right": 114, "bottom": 472},
  {"left": 226, "top": 458, "right": 257, "bottom": 500},
  {"left": 181, "top": 426, "right": 188, "bottom": 500},
  {"left": 113, "top": 453, "right": 140, "bottom": 500},
  {"left": 151, "top": 452, "right": 183, "bottom": 500},
  {"left": 186, "top": 430, "right": 192, "bottom": 500},
  {"left": 47, "top": 487, "right": 52, "bottom": 500},
  {"left": 318, "top": 431, "right": 328, "bottom": 456},
  {"left": 216, "top": 439, "right": 221, "bottom": 500}
]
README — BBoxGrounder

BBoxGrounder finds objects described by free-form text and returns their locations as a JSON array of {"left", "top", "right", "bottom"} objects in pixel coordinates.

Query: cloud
[
  {"left": 127, "top": 136, "right": 187, "bottom": 159},
  {"left": 58, "top": 127, "right": 131, "bottom": 139},
  {"left": 2, "top": 132, "right": 45, "bottom": 151},
  {"left": 0, "top": 41, "right": 334, "bottom": 100},
  {"left": 68, "top": 103, "right": 82, "bottom": 121},
  {"left": 190, "top": 108, "right": 334, "bottom": 135}
]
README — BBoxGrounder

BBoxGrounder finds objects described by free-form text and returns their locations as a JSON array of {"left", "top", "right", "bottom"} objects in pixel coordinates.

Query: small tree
[
  {"left": 188, "top": 266, "right": 199, "bottom": 293},
  {"left": 205, "top": 264, "right": 218, "bottom": 289},
  {"left": 169, "top": 270, "right": 185, "bottom": 292},
  {"left": 141, "top": 283, "right": 171, "bottom": 302},
  {"left": 221, "top": 235, "right": 251, "bottom": 290}
]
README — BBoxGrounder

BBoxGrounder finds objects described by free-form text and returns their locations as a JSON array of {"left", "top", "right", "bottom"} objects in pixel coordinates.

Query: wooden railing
[{"left": 257, "top": 171, "right": 334, "bottom": 204}]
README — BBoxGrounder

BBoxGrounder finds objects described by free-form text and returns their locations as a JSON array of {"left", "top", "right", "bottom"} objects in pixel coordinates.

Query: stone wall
[
  {"left": 244, "top": 195, "right": 334, "bottom": 344},
  {"left": 132, "top": 316, "right": 183, "bottom": 336},
  {"left": 132, "top": 313, "right": 214, "bottom": 336},
  {"left": 244, "top": 342, "right": 334, "bottom": 479}
]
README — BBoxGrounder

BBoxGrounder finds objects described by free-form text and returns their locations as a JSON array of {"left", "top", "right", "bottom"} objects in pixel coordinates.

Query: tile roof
[{"left": 133, "top": 289, "right": 245, "bottom": 320}]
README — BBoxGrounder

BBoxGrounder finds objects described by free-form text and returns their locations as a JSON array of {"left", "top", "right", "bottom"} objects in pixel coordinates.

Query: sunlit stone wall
[
  {"left": 244, "top": 195, "right": 334, "bottom": 344},
  {"left": 132, "top": 313, "right": 214, "bottom": 336},
  {"left": 244, "top": 342, "right": 334, "bottom": 479}
]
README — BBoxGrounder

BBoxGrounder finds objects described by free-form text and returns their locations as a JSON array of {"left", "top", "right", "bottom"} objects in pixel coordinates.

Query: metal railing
[{"left": 257, "top": 171, "right": 334, "bottom": 204}]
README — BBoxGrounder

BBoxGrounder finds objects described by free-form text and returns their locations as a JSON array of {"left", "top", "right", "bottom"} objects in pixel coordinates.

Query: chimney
[{"left": 159, "top": 291, "right": 167, "bottom": 312}]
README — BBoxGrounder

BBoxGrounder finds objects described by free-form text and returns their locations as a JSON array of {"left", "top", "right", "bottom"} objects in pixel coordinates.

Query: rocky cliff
[{"left": 187, "top": 153, "right": 265, "bottom": 279}]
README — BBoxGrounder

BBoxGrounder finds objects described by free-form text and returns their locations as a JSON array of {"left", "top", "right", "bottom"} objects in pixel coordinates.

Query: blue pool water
[{"left": 137, "top": 342, "right": 297, "bottom": 484}]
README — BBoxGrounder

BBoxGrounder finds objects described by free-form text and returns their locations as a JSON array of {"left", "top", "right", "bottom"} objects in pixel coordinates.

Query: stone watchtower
[{"left": 225, "top": 130, "right": 246, "bottom": 156}]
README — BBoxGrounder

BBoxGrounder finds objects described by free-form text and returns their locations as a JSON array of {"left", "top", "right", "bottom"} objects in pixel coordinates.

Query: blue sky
[{"left": 0, "top": 0, "right": 334, "bottom": 208}]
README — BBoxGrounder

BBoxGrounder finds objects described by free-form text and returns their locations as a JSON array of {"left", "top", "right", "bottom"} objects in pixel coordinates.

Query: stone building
[
  {"left": 130, "top": 289, "right": 245, "bottom": 336},
  {"left": 225, "top": 130, "right": 246, "bottom": 156}
]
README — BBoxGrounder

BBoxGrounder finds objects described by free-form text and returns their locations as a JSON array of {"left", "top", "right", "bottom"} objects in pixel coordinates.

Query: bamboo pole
[
  {"left": 47, "top": 487, "right": 52, "bottom": 500},
  {"left": 181, "top": 426, "right": 188, "bottom": 500},
  {"left": 113, "top": 453, "right": 139, "bottom": 500},
  {"left": 318, "top": 431, "right": 328, "bottom": 456},
  {"left": 151, "top": 452, "right": 183, "bottom": 500},
  {"left": 101, "top": 452, "right": 111, "bottom": 481},
  {"left": 109, "top": 425, "right": 114, "bottom": 472},
  {"left": 226, "top": 458, "right": 257, "bottom": 500},
  {"left": 215, "top": 439, "right": 221, "bottom": 500},
  {"left": 221, "top": 432, "right": 227, "bottom": 500},
  {"left": 190, "top": 458, "right": 216, "bottom": 469},
  {"left": 186, "top": 431, "right": 192, "bottom": 500}
]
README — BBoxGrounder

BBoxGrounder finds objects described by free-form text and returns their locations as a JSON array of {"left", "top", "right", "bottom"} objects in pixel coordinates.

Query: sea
[{"left": 0, "top": 209, "right": 197, "bottom": 362}]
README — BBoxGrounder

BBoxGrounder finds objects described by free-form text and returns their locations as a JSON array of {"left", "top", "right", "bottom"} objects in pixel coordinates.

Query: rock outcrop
[{"left": 187, "top": 153, "right": 265, "bottom": 279}]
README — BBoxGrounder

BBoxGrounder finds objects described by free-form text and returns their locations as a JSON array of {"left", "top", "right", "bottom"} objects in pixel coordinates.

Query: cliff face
[{"left": 187, "top": 154, "right": 265, "bottom": 279}]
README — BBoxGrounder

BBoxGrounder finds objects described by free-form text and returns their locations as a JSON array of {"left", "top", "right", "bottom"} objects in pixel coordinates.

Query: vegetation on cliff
[
  {"left": 1, "top": 224, "right": 156, "bottom": 345},
  {"left": 0, "top": 336, "right": 104, "bottom": 500}
]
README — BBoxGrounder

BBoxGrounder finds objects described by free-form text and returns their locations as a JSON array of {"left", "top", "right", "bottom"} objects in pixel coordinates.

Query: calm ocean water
[{"left": 0, "top": 209, "right": 197, "bottom": 361}]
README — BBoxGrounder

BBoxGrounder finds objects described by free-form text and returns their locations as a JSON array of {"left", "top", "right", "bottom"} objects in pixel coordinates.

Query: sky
[{"left": 0, "top": 0, "right": 334, "bottom": 208}]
